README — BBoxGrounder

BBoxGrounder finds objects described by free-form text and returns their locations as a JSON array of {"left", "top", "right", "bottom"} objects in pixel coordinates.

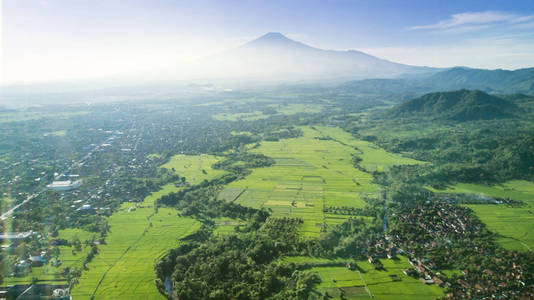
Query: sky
[{"left": 2, "top": 0, "right": 534, "bottom": 84}]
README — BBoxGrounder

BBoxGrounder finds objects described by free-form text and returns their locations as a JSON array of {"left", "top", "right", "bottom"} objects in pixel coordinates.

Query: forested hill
[
  {"left": 391, "top": 89, "right": 519, "bottom": 121},
  {"left": 428, "top": 67, "right": 534, "bottom": 94},
  {"left": 338, "top": 67, "right": 534, "bottom": 99}
]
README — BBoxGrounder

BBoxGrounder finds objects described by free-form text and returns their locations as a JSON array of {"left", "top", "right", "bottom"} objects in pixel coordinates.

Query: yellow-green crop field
[
  {"left": 160, "top": 154, "right": 226, "bottom": 185},
  {"left": 70, "top": 154, "right": 226, "bottom": 299},
  {"left": 5, "top": 154, "right": 226, "bottom": 295},
  {"left": 431, "top": 180, "right": 534, "bottom": 252},
  {"left": 213, "top": 111, "right": 268, "bottom": 121},
  {"left": 314, "top": 126, "right": 423, "bottom": 172},
  {"left": 43, "top": 130, "right": 67, "bottom": 137},
  {"left": 220, "top": 126, "right": 422, "bottom": 237},
  {"left": 268, "top": 103, "right": 323, "bottom": 115},
  {"left": 71, "top": 194, "right": 200, "bottom": 299},
  {"left": 211, "top": 103, "right": 324, "bottom": 121},
  {"left": 0, "top": 111, "right": 89, "bottom": 123},
  {"left": 284, "top": 255, "right": 443, "bottom": 299}
]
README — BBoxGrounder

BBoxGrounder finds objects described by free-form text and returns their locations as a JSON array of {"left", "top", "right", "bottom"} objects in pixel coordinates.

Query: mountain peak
[
  {"left": 243, "top": 32, "right": 309, "bottom": 50},
  {"left": 205, "top": 32, "right": 430, "bottom": 82},
  {"left": 258, "top": 32, "right": 290, "bottom": 40}
]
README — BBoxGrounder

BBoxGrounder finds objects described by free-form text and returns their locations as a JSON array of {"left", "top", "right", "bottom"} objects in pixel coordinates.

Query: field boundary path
[
  {"left": 187, "top": 154, "right": 203, "bottom": 184},
  {"left": 357, "top": 270, "right": 373, "bottom": 298},
  {"left": 88, "top": 212, "right": 155, "bottom": 299}
]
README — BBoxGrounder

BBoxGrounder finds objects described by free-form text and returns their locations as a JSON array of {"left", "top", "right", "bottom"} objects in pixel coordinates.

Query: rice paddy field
[
  {"left": 269, "top": 103, "right": 323, "bottom": 115},
  {"left": 314, "top": 126, "right": 423, "bottom": 172},
  {"left": 431, "top": 180, "right": 534, "bottom": 252},
  {"left": 220, "top": 126, "right": 422, "bottom": 237},
  {"left": 43, "top": 130, "right": 67, "bottom": 137},
  {"left": 211, "top": 103, "right": 324, "bottom": 121},
  {"left": 70, "top": 154, "right": 226, "bottom": 299},
  {"left": 213, "top": 111, "right": 269, "bottom": 121},
  {"left": 70, "top": 190, "right": 200, "bottom": 299},
  {"left": 285, "top": 255, "right": 443, "bottom": 299},
  {"left": 0, "top": 111, "right": 89, "bottom": 123},
  {"left": 160, "top": 154, "right": 226, "bottom": 185}
]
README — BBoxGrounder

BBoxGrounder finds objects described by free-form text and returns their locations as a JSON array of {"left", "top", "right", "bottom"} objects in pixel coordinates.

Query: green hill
[
  {"left": 427, "top": 67, "right": 534, "bottom": 94},
  {"left": 392, "top": 90, "right": 519, "bottom": 121}
]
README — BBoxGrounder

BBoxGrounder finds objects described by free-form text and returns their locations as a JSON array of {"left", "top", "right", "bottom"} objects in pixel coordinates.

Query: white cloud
[
  {"left": 510, "top": 22, "right": 534, "bottom": 29},
  {"left": 409, "top": 11, "right": 534, "bottom": 31}
]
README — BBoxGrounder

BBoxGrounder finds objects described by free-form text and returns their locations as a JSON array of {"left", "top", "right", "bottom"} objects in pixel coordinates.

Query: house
[
  {"left": 30, "top": 255, "right": 45, "bottom": 267},
  {"left": 457, "top": 279, "right": 470, "bottom": 289},
  {"left": 433, "top": 276, "right": 444, "bottom": 286}
]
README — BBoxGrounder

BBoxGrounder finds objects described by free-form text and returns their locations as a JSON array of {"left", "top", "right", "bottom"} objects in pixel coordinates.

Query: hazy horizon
[{"left": 2, "top": 0, "right": 534, "bottom": 85}]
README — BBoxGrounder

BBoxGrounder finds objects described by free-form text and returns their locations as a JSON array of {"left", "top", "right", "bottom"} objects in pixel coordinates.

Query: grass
[
  {"left": 268, "top": 103, "right": 323, "bottom": 115},
  {"left": 441, "top": 269, "right": 463, "bottom": 278},
  {"left": 43, "top": 130, "right": 67, "bottom": 137},
  {"left": 212, "top": 111, "right": 268, "bottom": 121},
  {"left": 71, "top": 190, "right": 200, "bottom": 299},
  {"left": 220, "top": 126, "right": 423, "bottom": 237},
  {"left": 0, "top": 111, "right": 89, "bottom": 123},
  {"left": 212, "top": 217, "right": 244, "bottom": 236},
  {"left": 70, "top": 154, "right": 228, "bottom": 299},
  {"left": 160, "top": 154, "right": 226, "bottom": 185},
  {"left": 431, "top": 180, "right": 534, "bottom": 252},
  {"left": 211, "top": 103, "right": 323, "bottom": 121},
  {"left": 314, "top": 126, "right": 423, "bottom": 172},
  {"left": 2, "top": 228, "right": 95, "bottom": 286},
  {"left": 1, "top": 196, "right": 13, "bottom": 212},
  {"left": 309, "top": 256, "right": 443, "bottom": 300}
]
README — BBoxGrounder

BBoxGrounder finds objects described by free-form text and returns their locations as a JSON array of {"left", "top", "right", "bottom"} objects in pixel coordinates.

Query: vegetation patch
[{"left": 431, "top": 180, "right": 534, "bottom": 252}]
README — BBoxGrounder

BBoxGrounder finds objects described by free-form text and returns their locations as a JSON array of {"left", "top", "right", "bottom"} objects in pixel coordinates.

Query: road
[{"left": 0, "top": 193, "right": 40, "bottom": 221}]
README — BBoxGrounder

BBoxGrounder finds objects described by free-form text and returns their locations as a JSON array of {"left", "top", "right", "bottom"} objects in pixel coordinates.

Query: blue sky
[{"left": 3, "top": 0, "right": 534, "bottom": 84}]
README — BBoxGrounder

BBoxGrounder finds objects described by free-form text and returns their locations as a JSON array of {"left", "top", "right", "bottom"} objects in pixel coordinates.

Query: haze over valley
[{"left": 1, "top": 1, "right": 534, "bottom": 299}]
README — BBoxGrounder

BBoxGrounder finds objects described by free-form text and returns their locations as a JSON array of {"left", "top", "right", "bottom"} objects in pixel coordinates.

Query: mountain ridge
[
  {"left": 196, "top": 32, "right": 436, "bottom": 82},
  {"left": 339, "top": 66, "right": 534, "bottom": 96}
]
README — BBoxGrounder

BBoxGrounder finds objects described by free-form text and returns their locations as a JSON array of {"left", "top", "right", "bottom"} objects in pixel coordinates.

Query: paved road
[{"left": 0, "top": 193, "right": 40, "bottom": 221}]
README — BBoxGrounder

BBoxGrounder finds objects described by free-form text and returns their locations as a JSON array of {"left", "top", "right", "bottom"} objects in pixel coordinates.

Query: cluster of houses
[
  {"left": 12, "top": 250, "right": 49, "bottom": 276},
  {"left": 444, "top": 258, "right": 532, "bottom": 299},
  {"left": 392, "top": 201, "right": 534, "bottom": 299},
  {"left": 398, "top": 203, "right": 481, "bottom": 240},
  {"left": 404, "top": 258, "right": 444, "bottom": 286}
]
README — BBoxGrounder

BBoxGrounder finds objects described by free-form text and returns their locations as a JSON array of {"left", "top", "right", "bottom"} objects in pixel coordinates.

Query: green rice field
[
  {"left": 160, "top": 154, "right": 226, "bottom": 185},
  {"left": 431, "top": 180, "right": 534, "bottom": 252},
  {"left": 220, "top": 126, "right": 423, "bottom": 237},
  {"left": 213, "top": 111, "right": 268, "bottom": 121},
  {"left": 0, "top": 111, "right": 89, "bottom": 123},
  {"left": 70, "top": 154, "right": 227, "bottom": 299},
  {"left": 285, "top": 255, "right": 443, "bottom": 299},
  {"left": 71, "top": 191, "right": 200, "bottom": 299}
]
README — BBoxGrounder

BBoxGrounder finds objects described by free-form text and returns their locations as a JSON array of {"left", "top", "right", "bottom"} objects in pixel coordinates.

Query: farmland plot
[{"left": 220, "top": 126, "right": 422, "bottom": 237}]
